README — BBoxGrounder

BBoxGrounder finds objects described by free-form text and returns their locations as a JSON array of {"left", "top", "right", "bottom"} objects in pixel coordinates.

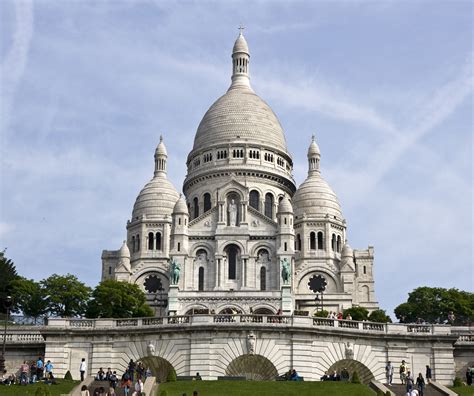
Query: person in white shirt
[
  {"left": 80, "top": 358, "right": 87, "bottom": 382},
  {"left": 133, "top": 378, "right": 144, "bottom": 396}
]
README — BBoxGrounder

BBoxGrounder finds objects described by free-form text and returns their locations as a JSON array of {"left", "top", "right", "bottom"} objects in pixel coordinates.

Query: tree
[
  {"left": 343, "top": 306, "right": 369, "bottom": 321},
  {"left": 10, "top": 278, "right": 48, "bottom": 323},
  {"left": 394, "top": 287, "right": 474, "bottom": 325},
  {"left": 86, "top": 280, "right": 154, "bottom": 319},
  {"left": 368, "top": 309, "right": 392, "bottom": 323},
  {"left": 0, "top": 251, "right": 19, "bottom": 313},
  {"left": 41, "top": 274, "right": 91, "bottom": 317}
]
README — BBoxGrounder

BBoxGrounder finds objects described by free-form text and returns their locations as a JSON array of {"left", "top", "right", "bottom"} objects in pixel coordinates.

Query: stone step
[{"left": 388, "top": 383, "right": 446, "bottom": 396}]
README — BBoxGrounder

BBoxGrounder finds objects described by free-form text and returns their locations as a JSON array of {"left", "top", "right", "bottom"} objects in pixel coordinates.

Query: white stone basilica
[{"left": 101, "top": 32, "right": 378, "bottom": 316}]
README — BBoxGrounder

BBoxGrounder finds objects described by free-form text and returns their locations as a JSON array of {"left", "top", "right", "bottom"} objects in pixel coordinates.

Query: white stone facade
[{"left": 101, "top": 32, "right": 378, "bottom": 316}]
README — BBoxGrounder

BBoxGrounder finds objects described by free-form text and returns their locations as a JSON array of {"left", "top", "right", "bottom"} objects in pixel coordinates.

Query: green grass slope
[{"left": 0, "top": 380, "right": 79, "bottom": 395}]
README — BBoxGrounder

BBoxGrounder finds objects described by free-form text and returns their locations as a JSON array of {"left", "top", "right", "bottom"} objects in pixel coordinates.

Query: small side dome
[
  {"left": 155, "top": 135, "right": 167, "bottom": 156},
  {"left": 119, "top": 240, "right": 131, "bottom": 258},
  {"left": 173, "top": 195, "right": 189, "bottom": 215},
  {"left": 341, "top": 242, "right": 353, "bottom": 258},
  {"left": 278, "top": 196, "right": 293, "bottom": 213},
  {"left": 233, "top": 33, "right": 249, "bottom": 54}
]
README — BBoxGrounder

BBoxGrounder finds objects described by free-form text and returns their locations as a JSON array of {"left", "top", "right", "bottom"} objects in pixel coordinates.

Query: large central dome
[{"left": 192, "top": 87, "right": 288, "bottom": 152}]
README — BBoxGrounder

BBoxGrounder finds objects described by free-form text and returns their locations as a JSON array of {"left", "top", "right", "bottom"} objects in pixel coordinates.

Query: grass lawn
[
  {"left": 158, "top": 380, "right": 376, "bottom": 396},
  {"left": 0, "top": 380, "right": 79, "bottom": 395},
  {"left": 451, "top": 385, "right": 474, "bottom": 395}
]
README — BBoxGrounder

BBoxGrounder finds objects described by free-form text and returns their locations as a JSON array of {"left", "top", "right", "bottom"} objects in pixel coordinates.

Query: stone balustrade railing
[
  {"left": 44, "top": 315, "right": 453, "bottom": 336},
  {"left": 0, "top": 332, "right": 44, "bottom": 343}
]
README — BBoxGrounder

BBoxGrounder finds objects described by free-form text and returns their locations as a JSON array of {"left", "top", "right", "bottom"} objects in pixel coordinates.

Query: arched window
[
  {"left": 331, "top": 234, "right": 336, "bottom": 251},
  {"left": 226, "top": 244, "right": 239, "bottom": 280},
  {"left": 155, "top": 232, "right": 162, "bottom": 250},
  {"left": 260, "top": 267, "right": 266, "bottom": 291},
  {"left": 249, "top": 190, "right": 260, "bottom": 211},
  {"left": 296, "top": 234, "right": 302, "bottom": 251},
  {"left": 198, "top": 267, "right": 204, "bottom": 291},
  {"left": 148, "top": 232, "right": 154, "bottom": 250},
  {"left": 203, "top": 193, "right": 211, "bottom": 212},
  {"left": 310, "top": 232, "right": 316, "bottom": 250},
  {"left": 264, "top": 193, "right": 274, "bottom": 218},
  {"left": 131, "top": 236, "right": 135, "bottom": 252},
  {"left": 337, "top": 235, "right": 342, "bottom": 252},
  {"left": 363, "top": 266, "right": 367, "bottom": 275},
  {"left": 193, "top": 197, "right": 199, "bottom": 219},
  {"left": 317, "top": 232, "right": 324, "bottom": 250}
]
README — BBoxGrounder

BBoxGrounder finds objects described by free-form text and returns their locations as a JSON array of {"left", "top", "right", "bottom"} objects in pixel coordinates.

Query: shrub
[
  {"left": 64, "top": 370, "right": 73, "bottom": 380},
  {"left": 159, "top": 391, "right": 168, "bottom": 396},
  {"left": 351, "top": 371, "right": 361, "bottom": 384},
  {"left": 386, "top": 391, "right": 391, "bottom": 396},
  {"left": 313, "top": 310, "right": 329, "bottom": 318},
  {"left": 453, "top": 377, "right": 463, "bottom": 387},
  {"left": 166, "top": 367, "right": 177, "bottom": 382}
]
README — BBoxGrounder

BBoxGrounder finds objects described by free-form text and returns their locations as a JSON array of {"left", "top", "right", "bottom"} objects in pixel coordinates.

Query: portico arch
[
  {"left": 138, "top": 356, "right": 175, "bottom": 383},
  {"left": 226, "top": 354, "right": 278, "bottom": 380},
  {"left": 326, "top": 359, "right": 374, "bottom": 384}
]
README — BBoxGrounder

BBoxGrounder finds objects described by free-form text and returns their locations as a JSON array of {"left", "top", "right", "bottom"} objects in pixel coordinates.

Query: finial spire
[
  {"left": 160, "top": 135, "right": 163, "bottom": 142},
  {"left": 230, "top": 27, "right": 251, "bottom": 91},
  {"left": 312, "top": 134, "right": 316, "bottom": 142},
  {"left": 238, "top": 24, "right": 245, "bottom": 35}
]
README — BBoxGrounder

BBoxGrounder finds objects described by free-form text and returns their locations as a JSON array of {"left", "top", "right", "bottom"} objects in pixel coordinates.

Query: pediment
[
  {"left": 189, "top": 206, "right": 218, "bottom": 229},
  {"left": 217, "top": 177, "right": 249, "bottom": 200}
]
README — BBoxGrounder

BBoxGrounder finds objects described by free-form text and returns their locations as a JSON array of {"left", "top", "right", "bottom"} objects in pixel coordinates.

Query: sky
[{"left": 0, "top": 0, "right": 472, "bottom": 318}]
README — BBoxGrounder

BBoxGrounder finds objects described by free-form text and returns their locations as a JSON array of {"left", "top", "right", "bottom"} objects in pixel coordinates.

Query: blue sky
[{"left": 1, "top": 0, "right": 472, "bottom": 318}]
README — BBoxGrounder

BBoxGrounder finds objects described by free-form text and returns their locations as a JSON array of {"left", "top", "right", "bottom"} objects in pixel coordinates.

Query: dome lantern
[
  {"left": 230, "top": 26, "right": 251, "bottom": 91},
  {"left": 154, "top": 135, "right": 168, "bottom": 177},
  {"left": 307, "top": 134, "right": 321, "bottom": 174}
]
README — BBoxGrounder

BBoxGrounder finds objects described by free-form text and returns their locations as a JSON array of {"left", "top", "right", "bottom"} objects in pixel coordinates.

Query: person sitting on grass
[{"left": 290, "top": 369, "right": 301, "bottom": 381}]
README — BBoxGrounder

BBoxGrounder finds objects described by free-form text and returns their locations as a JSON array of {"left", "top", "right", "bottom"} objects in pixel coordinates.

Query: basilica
[{"left": 101, "top": 32, "right": 378, "bottom": 316}]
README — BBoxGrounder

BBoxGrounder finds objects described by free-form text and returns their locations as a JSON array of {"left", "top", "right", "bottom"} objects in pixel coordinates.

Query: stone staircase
[
  {"left": 87, "top": 380, "right": 125, "bottom": 396},
  {"left": 388, "top": 383, "right": 446, "bottom": 396}
]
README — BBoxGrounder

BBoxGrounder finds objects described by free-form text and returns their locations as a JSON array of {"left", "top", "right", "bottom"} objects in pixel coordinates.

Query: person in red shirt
[{"left": 20, "top": 361, "right": 29, "bottom": 385}]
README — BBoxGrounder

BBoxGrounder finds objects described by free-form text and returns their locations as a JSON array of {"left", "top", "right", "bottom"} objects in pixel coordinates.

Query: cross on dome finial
[
  {"left": 238, "top": 24, "right": 245, "bottom": 35},
  {"left": 160, "top": 135, "right": 163, "bottom": 142}
]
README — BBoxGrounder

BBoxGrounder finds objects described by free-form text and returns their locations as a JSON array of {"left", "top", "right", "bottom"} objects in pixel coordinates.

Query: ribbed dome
[
  {"left": 132, "top": 175, "right": 179, "bottom": 220},
  {"left": 233, "top": 33, "right": 249, "bottom": 54},
  {"left": 293, "top": 174, "right": 343, "bottom": 220},
  {"left": 308, "top": 138, "right": 320, "bottom": 156},
  {"left": 192, "top": 87, "right": 288, "bottom": 153},
  {"left": 278, "top": 196, "right": 293, "bottom": 213},
  {"left": 173, "top": 195, "right": 188, "bottom": 215},
  {"left": 341, "top": 242, "right": 353, "bottom": 257}
]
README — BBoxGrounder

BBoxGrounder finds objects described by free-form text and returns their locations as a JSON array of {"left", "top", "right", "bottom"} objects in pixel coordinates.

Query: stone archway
[
  {"left": 138, "top": 356, "right": 175, "bottom": 383},
  {"left": 326, "top": 359, "right": 374, "bottom": 384},
  {"left": 226, "top": 354, "right": 278, "bottom": 380}
]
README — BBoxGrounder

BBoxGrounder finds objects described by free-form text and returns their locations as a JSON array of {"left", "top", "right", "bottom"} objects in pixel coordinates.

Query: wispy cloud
[{"left": 0, "top": 0, "right": 34, "bottom": 133}]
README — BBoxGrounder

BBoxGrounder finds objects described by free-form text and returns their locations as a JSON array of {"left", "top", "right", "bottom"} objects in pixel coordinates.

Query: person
[
  {"left": 96, "top": 367, "right": 106, "bottom": 380},
  {"left": 400, "top": 360, "right": 407, "bottom": 384},
  {"left": 346, "top": 313, "right": 352, "bottom": 320},
  {"left": 109, "top": 371, "right": 118, "bottom": 389},
  {"left": 106, "top": 367, "right": 113, "bottom": 381},
  {"left": 340, "top": 368, "right": 349, "bottom": 382},
  {"left": 1, "top": 369, "right": 10, "bottom": 385},
  {"left": 385, "top": 361, "right": 394, "bottom": 386},
  {"left": 290, "top": 368, "right": 301, "bottom": 381},
  {"left": 45, "top": 360, "right": 54, "bottom": 379},
  {"left": 108, "top": 387, "right": 116, "bottom": 396},
  {"left": 80, "top": 384, "right": 90, "bottom": 396},
  {"left": 406, "top": 370, "right": 414, "bottom": 393},
  {"left": 30, "top": 361, "right": 37, "bottom": 383},
  {"left": 195, "top": 372, "right": 202, "bottom": 380},
  {"left": 36, "top": 356, "right": 44, "bottom": 380},
  {"left": 425, "top": 365, "right": 432, "bottom": 384},
  {"left": 80, "top": 358, "right": 87, "bottom": 382},
  {"left": 409, "top": 389, "right": 419, "bottom": 396},
  {"left": 416, "top": 373, "right": 425, "bottom": 396},
  {"left": 20, "top": 361, "right": 29, "bottom": 385},
  {"left": 128, "top": 359, "right": 136, "bottom": 382},
  {"left": 337, "top": 312, "right": 343, "bottom": 320},
  {"left": 133, "top": 378, "right": 144, "bottom": 396},
  {"left": 320, "top": 371, "right": 329, "bottom": 381},
  {"left": 145, "top": 367, "right": 152, "bottom": 379},
  {"left": 466, "top": 366, "right": 472, "bottom": 386},
  {"left": 122, "top": 372, "right": 131, "bottom": 396}
]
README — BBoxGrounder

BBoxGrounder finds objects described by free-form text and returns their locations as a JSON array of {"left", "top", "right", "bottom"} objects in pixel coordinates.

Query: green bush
[
  {"left": 166, "top": 367, "right": 177, "bottom": 382},
  {"left": 351, "top": 371, "right": 361, "bottom": 384},
  {"left": 453, "top": 377, "right": 463, "bottom": 387},
  {"left": 64, "top": 370, "right": 73, "bottom": 380},
  {"left": 313, "top": 310, "right": 329, "bottom": 318},
  {"left": 35, "top": 385, "right": 52, "bottom": 396},
  {"left": 386, "top": 391, "right": 391, "bottom": 396},
  {"left": 159, "top": 390, "right": 169, "bottom": 396}
]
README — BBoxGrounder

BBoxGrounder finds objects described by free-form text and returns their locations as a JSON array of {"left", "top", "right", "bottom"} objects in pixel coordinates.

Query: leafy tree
[
  {"left": 394, "top": 287, "right": 474, "bottom": 325},
  {"left": 86, "top": 280, "right": 153, "bottom": 319},
  {"left": 10, "top": 277, "right": 48, "bottom": 322},
  {"left": 0, "top": 251, "right": 19, "bottom": 313},
  {"left": 368, "top": 309, "right": 392, "bottom": 323},
  {"left": 313, "top": 310, "right": 329, "bottom": 318},
  {"left": 41, "top": 274, "right": 91, "bottom": 317},
  {"left": 343, "top": 306, "right": 369, "bottom": 321}
]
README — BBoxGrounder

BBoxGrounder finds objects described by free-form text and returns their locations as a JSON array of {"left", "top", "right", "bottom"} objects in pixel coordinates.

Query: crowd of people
[
  {"left": 0, "top": 357, "right": 56, "bottom": 386},
  {"left": 326, "top": 312, "right": 352, "bottom": 320},
  {"left": 385, "top": 360, "right": 431, "bottom": 396}
]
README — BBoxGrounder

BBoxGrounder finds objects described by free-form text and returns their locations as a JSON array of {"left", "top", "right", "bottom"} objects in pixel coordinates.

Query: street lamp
[{"left": 0, "top": 295, "right": 13, "bottom": 373}]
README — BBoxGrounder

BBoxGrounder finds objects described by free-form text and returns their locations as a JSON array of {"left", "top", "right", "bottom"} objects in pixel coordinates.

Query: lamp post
[{"left": 0, "top": 295, "right": 13, "bottom": 373}]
